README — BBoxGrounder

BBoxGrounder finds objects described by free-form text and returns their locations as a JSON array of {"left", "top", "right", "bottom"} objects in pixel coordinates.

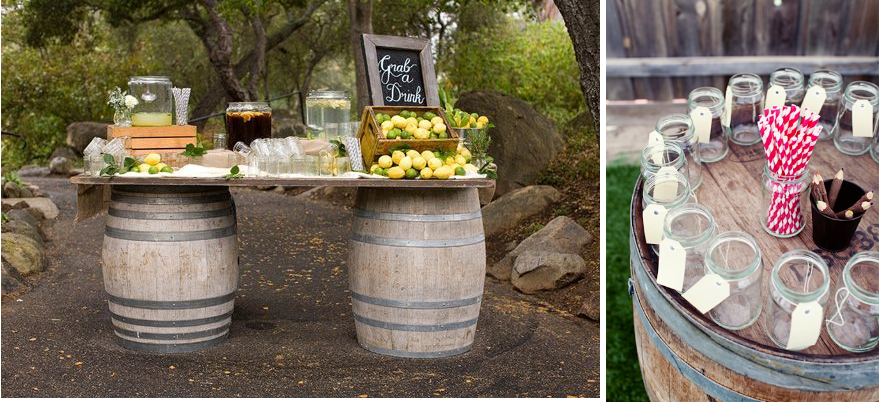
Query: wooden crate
[
  {"left": 107, "top": 125, "right": 198, "bottom": 156},
  {"left": 357, "top": 106, "right": 459, "bottom": 167}
]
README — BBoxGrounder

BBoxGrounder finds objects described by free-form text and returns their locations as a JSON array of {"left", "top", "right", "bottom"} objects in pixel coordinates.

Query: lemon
[
  {"left": 138, "top": 163, "right": 151, "bottom": 173},
  {"left": 430, "top": 116, "right": 444, "bottom": 126},
  {"left": 387, "top": 166, "right": 405, "bottom": 179},
  {"left": 414, "top": 128, "right": 430, "bottom": 139},
  {"left": 378, "top": 155, "right": 393, "bottom": 168},
  {"left": 405, "top": 168, "right": 419, "bottom": 179},
  {"left": 397, "top": 156, "right": 412, "bottom": 170},
  {"left": 148, "top": 166, "right": 160, "bottom": 174},
  {"left": 464, "top": 163, "right": 478, "bottom": 173},
  {"left": 391, "top": 115, "right": 407, "bottom": 128},
  {"left": 455, "top": 155, "right": 466, "bottom": 166},
  {"left": 418, "top": 119, "right": 433, "bottom": 130},
  {"left": 406, "top": 150, "right": 421, "bottom": 160},
  {"left": 144, "top": 153, "right": 161, "bottom": 166},
  {"left": 370, "top": 163, "right": 380, "bottom": 172},
  {"left": 460, "top": 149, "right": 472, "bottom": 161},
  {"left": 421, "top": 150, "right": 435, "bottom": 161},
  {"left": 454, "top": 166, "right": 466, "bottom": 176},
  {"left": 428, "top": 157, "right": 443, "bottom": 170},
  {"left": 477, "top": 115, "right": 489, "bottom": 125},
  {"left": 412, "top": 156, "right": 427, "bottom": 170},
  {"left": 155, "top": 162, "right": 168, "bottom": 171},
  {"left": 380, "top": 120, "right": 394, "bottom": 131},
  {"left": 420, "top": 167, "right": 433, "bottom": 179},
  {"left": 405, "top": 117, "right": 418, "bottom": 127},
  {"left": 445, "top": 156, "right": 456, "bottom": 166},
  {"left": 433, "top": 166, "right": 452, "bottom": 180},
  {"left": 404, "top": 124, "right": 417, "bottom": 135},
  {"left": 391, "top": 150, "right": 405, "bottom": 165},
  {"left": 432, "top": 123, "right": 447, "bottom": 135}
]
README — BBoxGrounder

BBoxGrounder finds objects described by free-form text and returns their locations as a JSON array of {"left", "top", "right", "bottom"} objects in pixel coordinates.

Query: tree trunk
[
  {"left": 554, "top": 0, "right": 600, "bottom": 136},
  {"left": 198, "top": 0, "right": 251, "bottom": 101},
  {"left": 248, "top": 15, "right": 268, "bottom": 100},
  {"left": 348, "top": 0, "right": 373, "bottom": 114}
]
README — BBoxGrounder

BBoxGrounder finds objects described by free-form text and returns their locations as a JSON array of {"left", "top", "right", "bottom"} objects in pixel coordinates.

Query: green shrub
[{"left": 441, "top": 19, "right": 584, "bottom": 125}]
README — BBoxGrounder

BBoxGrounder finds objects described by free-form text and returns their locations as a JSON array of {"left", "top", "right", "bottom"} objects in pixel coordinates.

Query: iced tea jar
[
  {"left": 128, "top": 76, "right": 173, "bottom": 126},
  {"left": 225, "top": 102, "right": 272, "bottom": 149}
]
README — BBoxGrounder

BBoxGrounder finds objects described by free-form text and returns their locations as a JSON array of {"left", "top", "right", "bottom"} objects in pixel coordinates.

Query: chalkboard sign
[{"left": 361, "top": 34, "right": 440, "bottom": 107}]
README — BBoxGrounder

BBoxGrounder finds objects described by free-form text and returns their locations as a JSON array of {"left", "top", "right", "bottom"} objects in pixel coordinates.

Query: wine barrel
[
  {"left": 629, "top": 160, "right": 879, "bottom": 402},
  {"left": 101, "top": 185, "right": 238, "bottom": 353},
  {"left": 348, "top": 187, "right": 486, "bottom": 358}
]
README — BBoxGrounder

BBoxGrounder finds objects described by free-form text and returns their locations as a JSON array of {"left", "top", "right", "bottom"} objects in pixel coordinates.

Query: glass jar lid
[
  {"left": 663, "top": 203, "right": 716, "bottom": 248},
  {"left": 771, "top": 249, "right": 830, "bottom": 303},
  {"left": 129, "top": 76, "right": 172, "bottom": 84},
  {"left": 307, "top": 90, "right": 350, "bottom": 100}
]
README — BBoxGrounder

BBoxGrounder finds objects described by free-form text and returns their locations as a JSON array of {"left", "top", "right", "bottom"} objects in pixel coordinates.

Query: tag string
[{"left": 824, "top": 287, "right": 851, "bottom": 328}]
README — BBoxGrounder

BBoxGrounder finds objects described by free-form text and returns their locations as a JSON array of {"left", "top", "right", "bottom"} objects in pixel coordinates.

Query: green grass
[{"left": 606, "top": 164, "right": 649, "bottom": 402}]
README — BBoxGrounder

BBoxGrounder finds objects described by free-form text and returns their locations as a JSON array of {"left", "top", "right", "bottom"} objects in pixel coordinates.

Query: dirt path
[{"left": 1, "top": 177, "right": 599, "bottom": 397}]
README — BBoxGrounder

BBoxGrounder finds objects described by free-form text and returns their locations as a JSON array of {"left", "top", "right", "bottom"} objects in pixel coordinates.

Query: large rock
[
  {"left": 510, "top": 251, "right": 587, "bottom": 294},
  {"left": 7, "top": 209, "right": 40, "bottom": 227},
  {"left": 482, "top": 185, "right": 561, "bottom": 237},
  {"left": 2, "top": 260, "right": 25, "bottom": 294},
  {"left": 49, "top": 157, "right": 74, "bottom": 175},
  {"left": 1, "top": 233, "right": 45, "bottom": 275},
  {"left": 50, "top": 146, "right": 79, "bottom": 162},
  {"left": 295, "top": 186, "right": 357, "bottom": 208},
  {"left": 490, "top": 216, "right": 592, "bottom": 279},
  {"left": 455, "top": 91, "right": 564, "bottom": 197},
  {"left": 1, "top": 198, "right": 59, "bottom": 219},
  {"left": 1, "top": 220, "right": 44, "bottom": 246},
  {"left": 17, "top": 165, "right": 50, "bottom": 177},
  {"left": 66, "top": 122, "right": 107, "bottom": 154},
  {"left": 579, "top": 291, "right": 601, "bottom": 321},
  {"left": 3, "top": 182, "right": 22, "bottom": 198}
]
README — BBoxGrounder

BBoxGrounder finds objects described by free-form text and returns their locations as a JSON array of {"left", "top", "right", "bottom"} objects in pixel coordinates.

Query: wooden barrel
[
  {"left": 628, "top": 140, "right": 879, "bottom": 401},
  {"left": 348, "top": 187, "right": 486, "bottom": 358},
  {"left": 101, "top": 185, "right": 238, "bottom": 353}
]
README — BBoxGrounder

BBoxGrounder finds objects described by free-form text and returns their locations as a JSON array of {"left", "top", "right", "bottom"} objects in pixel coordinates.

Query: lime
[
  {"left": 454, "top": 166, "right": 466, "bottom": 176},
  {"left": 423, "top": 112, "right": 436, "bottom": 120},
  {"left": 386, "top": 131, "right": 397, "bottom": 139},
  {"left": 148, "top": 166, "right": 160, "bottom": 174},
  {"left": 160, "top": 166, "right": 174, "bottom": 173},
  {"left": 130, "top": 166, "right": 140, "bottom": 173},
  {"left": 405, "top": 168, "right": 419, "bottom": 179}
]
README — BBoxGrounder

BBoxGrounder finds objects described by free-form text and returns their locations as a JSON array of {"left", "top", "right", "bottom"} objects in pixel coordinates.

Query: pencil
[
  {"left": 827, "top": 168, "right": 844, "bottom": 209},
  {"left": 835, "top": 201, "right": 873, "bottom": 219},
  {"left": 816, "top": 200, "right": 838, "bottom": 218}
]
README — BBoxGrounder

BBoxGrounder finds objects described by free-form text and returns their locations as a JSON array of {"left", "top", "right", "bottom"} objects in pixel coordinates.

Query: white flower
[{"left": 124, "top": 95, "right": 139, "bottom": 109}]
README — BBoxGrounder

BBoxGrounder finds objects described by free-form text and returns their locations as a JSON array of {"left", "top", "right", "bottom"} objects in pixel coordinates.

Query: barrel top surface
[
  {"left": 69, "top": 175, "right": 495, "bottom": 188},
  {"left": 631, "top": 140, "right": 879, "bottom": 360}
]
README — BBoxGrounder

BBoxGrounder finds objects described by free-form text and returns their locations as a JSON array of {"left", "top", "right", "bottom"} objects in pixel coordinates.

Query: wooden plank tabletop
[
  {"left": 69, "top": 175, "right": 495, "bottom": 188},
  {"left": 632, "top": 139, "right": 879, "bottom": 357}
]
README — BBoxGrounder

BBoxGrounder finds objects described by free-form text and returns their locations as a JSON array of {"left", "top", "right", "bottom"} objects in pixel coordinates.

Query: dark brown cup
[{"left": 811, "top": 179, "right": 867, "bottom": 252}]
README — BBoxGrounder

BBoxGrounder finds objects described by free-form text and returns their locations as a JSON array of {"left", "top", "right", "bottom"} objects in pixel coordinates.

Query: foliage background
[{"left": 1, "top": 0, "right": 584, "bottom": 169}]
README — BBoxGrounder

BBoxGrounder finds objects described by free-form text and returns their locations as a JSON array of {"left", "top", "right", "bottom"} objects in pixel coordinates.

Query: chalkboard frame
[{"left": 361, "top": 34, "right": 440, "bottom": 107}]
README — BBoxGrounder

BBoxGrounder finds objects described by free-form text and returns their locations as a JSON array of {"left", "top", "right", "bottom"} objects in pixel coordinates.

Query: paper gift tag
[
  {"left": 682, "top": 274, "right": 730, "bottom": 314},
  {"left": 786, "top": 301, "right": 823, "bottom": 350},
  {"left": 690, "top": 107, "right": 711, "bottom": 144},
  {"left": 657, "top": 238, "right": 686, "bottom": 292},
  {"left": 647, "top": 131, "right": 665, "bottom": 163},
  {"left": 722, "top": 86, "right": 732, "bottom": 128},
  {"left": 766, "top": 85, "right": 786, "bottom": 110},
  {"left": 801, "top": 85, "right": 826, "bottom": 116},
  {"left": 652, "top": 166, "right": 678, "bottom": 199},
  {"left": 642, "top": 204, "right": 667, "bottom": 245},
  {"left": 853, "top": 99, "right": 873, "bottom": 138}
]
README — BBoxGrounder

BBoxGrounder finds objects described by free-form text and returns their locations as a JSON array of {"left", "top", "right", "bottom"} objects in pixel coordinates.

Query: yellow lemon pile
[
  {"left": 375, "top": 110, "right": 448, "bottom": 140},
  {"left": 370, "top": 147, "right": 477, "bottom": 180},
  {"left": 131, "top": 153, "right": 173, "bottom": 174}
]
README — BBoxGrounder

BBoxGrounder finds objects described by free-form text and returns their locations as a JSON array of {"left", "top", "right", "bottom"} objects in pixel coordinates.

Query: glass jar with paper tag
[
  {"left": 871, "top": 130, "right": 879, "bottom": 163},
  {"left": 806, "top": 70, "right": 843, "bottom": 141},
  {"left": 769, "top": 67, "right": 806, "bottom": 107},
  {"left": 654, "top": 114, "right": 702, "bottom": 190},
  {"left": 760, "top": 166, "right": 809, "bottom": 238},
  {"left": 697, "top": 231, "right": 763, "bottom": 330},
  {"left": 726, "top": 73, "right": 763, "bottom": 146},
  {"left": 640, "top": 142, "right": 688, "bottom": 181},
  {"left": 834, "top": 81, "right": 879, "bottom": 155},
  {"left": 766, "top": 250, "right": 831, "bottom": 351},
  {"left": 642, "top": 171, "right": 697, "bottom": 255},
  {"left": 657, "top": 203, "right": 716, "bottom": 293},
  {"left": 825, "top": 251, "right": 879, "bottom": 353},
  {"left": 687, "top": 87, "right": 728, "bottom": 163}
]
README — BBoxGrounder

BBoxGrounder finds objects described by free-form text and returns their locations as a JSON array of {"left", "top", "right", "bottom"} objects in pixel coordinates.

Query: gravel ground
[{"left": 1, "top": 177, "right": 599, "bottom": 397}]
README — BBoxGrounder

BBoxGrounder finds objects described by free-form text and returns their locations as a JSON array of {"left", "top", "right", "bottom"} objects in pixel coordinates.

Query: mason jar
[
  {"left": 727, "top": 73, "right": 764, "bottom": 146},
  {"left": 305, "top": 90, "right": 351, "bottom": 139},
  {"left": 226, "top": 102, "right": 272, "bottom": 150},
  {"left": 640, "top": 142, "right": 688, "bottom": 181},
  {"left": 825, "top": 251, "right": 879, "bottom": 353},
  {"left": 807, "top": 70, "right": 843, "bottom": 141},
  {"left": 760, "top": 166, "right": 809, "bottom": 238},
  {"left": 655, "top": 114, "right": 702, "bottom": 190},
  {"left": 770, "top": 67, "right": 806, "bottom": 106},
  {"left": 687, "top": 87, "right": 728, "bottom": 163},
  {"left": 128, "top": 76, "right": 173, "bottom": 127},
  {"left": 766, "top": 250, "right": 831, "bottom": 351},
  {"left": 871, "top": 130, "right": 879, "bottom": 163},
  {"left": 704, "top": 231, "right": 763, "bottom": 330},
  {"left": 663, "top": 203, "right": 717, "bottom": 292},
  {"left": 642, "top": 171, "right": 698, "bottom": 255},
  {"left": 834, "top": 81, "right": 879, "bottom": 155}
]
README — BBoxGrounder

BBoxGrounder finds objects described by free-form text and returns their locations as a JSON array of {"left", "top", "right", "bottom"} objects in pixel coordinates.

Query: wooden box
[
  {"left": 107, "top": 125, "right": 198, "bottom": 156},
  {"left": 357, "top": 106, "right": 459, "bottom": 167}
]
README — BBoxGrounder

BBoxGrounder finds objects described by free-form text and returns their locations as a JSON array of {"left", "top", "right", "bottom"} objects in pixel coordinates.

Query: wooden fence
[{"left": 607, "top": 0, "right": 880, "bottom": 101}]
